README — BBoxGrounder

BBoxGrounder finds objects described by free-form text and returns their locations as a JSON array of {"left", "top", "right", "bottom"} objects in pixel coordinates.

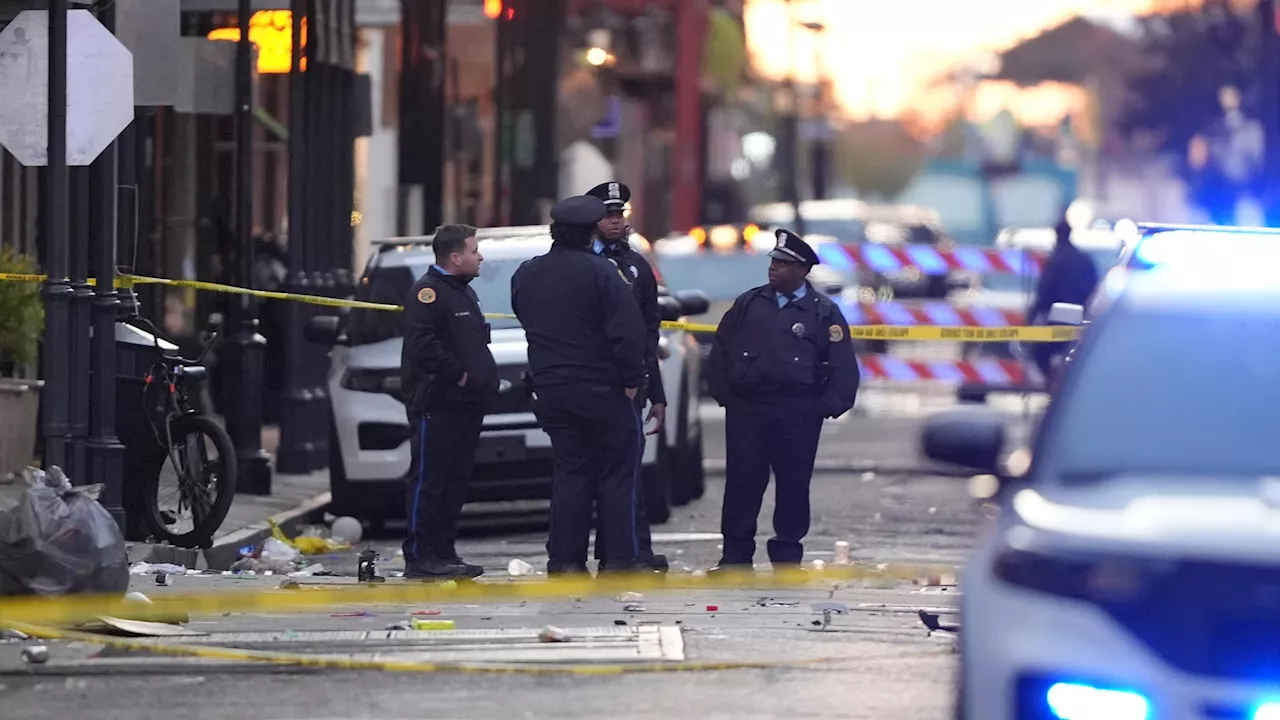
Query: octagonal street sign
[{"left": 0, "top": 10, "right": 135, "bottom": 167}]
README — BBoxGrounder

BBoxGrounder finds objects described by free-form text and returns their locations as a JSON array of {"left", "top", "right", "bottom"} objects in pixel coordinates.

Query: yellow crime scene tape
[
  {"left": 0, "top": 565, "right": 949, "bottom": 628},
  {"left": 0, "top": 272, "right": 1081, "bottom": 341}
]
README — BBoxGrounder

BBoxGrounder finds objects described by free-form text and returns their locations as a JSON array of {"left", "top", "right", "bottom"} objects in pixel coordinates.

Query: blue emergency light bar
[{"left": 1128, "top": 224, "right": 1280, "bottom": 269}]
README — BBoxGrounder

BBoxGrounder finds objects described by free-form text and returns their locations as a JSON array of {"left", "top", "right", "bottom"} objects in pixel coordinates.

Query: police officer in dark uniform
[
  {"left": 511, "top": 196, "right": 650, "bottom": 575},
  {"left": 400, "top": 224, "right": 499, "bottom": 579},
  {"left": 585, "top": 181, "right": 669, "bottom": 573},
  {"left": 705, "top": 229, "right": 861, "bottom": 570}
]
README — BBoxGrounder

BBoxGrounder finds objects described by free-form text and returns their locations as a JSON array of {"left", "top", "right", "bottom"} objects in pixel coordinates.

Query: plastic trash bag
[{"left": 0, "top": 466, "right": 129, "bottom": 597}]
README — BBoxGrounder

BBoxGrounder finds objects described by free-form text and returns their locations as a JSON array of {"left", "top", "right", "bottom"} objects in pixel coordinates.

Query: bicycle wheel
[{"left": 142, "top": 414, "right": 238, "bottom": 548}]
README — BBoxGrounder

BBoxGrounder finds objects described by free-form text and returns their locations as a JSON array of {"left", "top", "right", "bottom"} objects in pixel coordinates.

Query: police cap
[
  {"left": 586, "top": 181, "right": 631, "bottom": 210},
  {"left": 550, "top": 195, "right": 607, "bottom": 227},
  {"left": 769, "top": 228, "right": 820, "bottom": 266}
]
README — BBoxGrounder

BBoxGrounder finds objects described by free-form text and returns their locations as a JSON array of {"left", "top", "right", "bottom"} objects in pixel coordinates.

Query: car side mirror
[
  {"left": 1047, "top": 302, "right": 1084, "bottom": 326},
  {"left": 304, "top": 315, "right": 344, "bottom": 346},
  {"left": 674, "top": 289, "right": 711, "bottom": 317},
  {"left": 920, "top": 408, "right": 1006, "bottom": 475},
  {"left": 658, "top": 295, "right": 683, "bottom": 322}
]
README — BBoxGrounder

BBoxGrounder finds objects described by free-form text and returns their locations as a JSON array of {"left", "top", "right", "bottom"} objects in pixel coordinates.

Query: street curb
[
  {"left": 701, "top": 459, "right": 971, "bottom": 477},
  {"left": 203, "top": 491, "right": 333, "bottom": 571}
]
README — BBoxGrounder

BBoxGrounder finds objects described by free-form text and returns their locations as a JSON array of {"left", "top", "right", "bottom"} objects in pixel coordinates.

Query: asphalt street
[{"left": 0, "top": 389, "right": 1036, "bottom": 720}]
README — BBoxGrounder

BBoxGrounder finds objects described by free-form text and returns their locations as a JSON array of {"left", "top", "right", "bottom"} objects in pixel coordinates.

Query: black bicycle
[{"left": 138, "top": 325, "right": 237, "bottom": 547}]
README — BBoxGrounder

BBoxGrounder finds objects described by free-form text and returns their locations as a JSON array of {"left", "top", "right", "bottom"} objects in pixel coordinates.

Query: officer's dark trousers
[
  {"left": 720, "top": 396, "right": 823, "bottom": 566},
  {"left": 593, "top": 392, "right": 653, "bottom": 564},
  {"left": 403, "top": 401, "right": 486, "bottom": 563},
  {"left": 534, "top": 383, "right": 643, "bottom": 570}
]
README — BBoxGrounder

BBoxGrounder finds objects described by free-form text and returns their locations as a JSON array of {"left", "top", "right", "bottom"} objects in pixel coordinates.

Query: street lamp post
[
  {"left": 226, "top": 0, "right": 273, "bottom": 494},
  {"left": 780, "top": 0, "right": 803, "bottom": 234},
  {"left": 800, "top": 20, "right": 829, "bottom": 201}
]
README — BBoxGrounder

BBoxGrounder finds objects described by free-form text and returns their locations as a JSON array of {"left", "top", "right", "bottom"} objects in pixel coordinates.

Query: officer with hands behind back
[
  {"left": 511, "top": 196, "right": 650, "bottom": 575},
  {"left": 705, "top": 229, "right": 861, "bottom": 572},
  {"left": 399, "top": 224, "right": 499, "bottom": 579},
  {"left": 585, "top": 181, "right": 669, "bottom": 573}
]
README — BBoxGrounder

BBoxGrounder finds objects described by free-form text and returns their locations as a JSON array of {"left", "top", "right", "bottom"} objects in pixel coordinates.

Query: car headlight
[
  {"left": 340, "top": 368, "right": 401, "bottom": 396},
  {"left": 993, "top": 530, "right": 1170, "bottom": 604}
]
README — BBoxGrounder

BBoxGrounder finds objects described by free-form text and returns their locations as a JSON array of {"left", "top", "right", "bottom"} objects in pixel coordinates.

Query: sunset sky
[{"left": 742, "top": 0, "right": 1170, "bottom": 126}]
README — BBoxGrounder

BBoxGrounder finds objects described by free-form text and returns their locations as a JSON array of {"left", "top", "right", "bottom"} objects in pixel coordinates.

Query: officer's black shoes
[
  {"left": 598, "top": 554, "right": 669, "bottom": 574},
  {"left": 404, "top": 557, "right": 484, "bottom": 580},
  {"left": 547, "top": 561, "right": 590, "bottom": 576},
  {"left": 708, "top": 562, "right": 754, "bottom": 575}
]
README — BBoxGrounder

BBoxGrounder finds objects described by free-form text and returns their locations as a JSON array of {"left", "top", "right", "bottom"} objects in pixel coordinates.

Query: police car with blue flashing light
[
  {"left": 922, "top": 227, "right": 1280, "bottom": 720},
  {"left": 304, "top": 226, "right": 711, "bottom": 529}
]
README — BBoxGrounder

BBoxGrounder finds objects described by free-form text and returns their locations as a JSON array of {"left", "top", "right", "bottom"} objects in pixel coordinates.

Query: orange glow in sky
[{"left": 744, "top": 0, "right": 1159, "bottom": 125}]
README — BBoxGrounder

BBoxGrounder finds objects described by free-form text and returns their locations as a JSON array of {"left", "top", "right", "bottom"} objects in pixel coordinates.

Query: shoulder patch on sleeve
[
  {"left": 417, "top": 287, "right": 436, "bottom": 304},
  {"left": 829, "top": 324, "right": 844, "bottom": 342}
]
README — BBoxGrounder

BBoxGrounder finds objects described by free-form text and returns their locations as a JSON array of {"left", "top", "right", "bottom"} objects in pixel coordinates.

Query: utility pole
[
  {"left": 227, "top": 0, "right": 272, "bottom": 494},
  {"left": 780, "top": 0, "right": 803, "bottom": 235},
  {"left": 87, "top": 0, "right": 125, "bottom": 530},
  {"left": 40, "top": 0, "right": 71, "bottom": 473},
  {"left": 801, "top": 20, "right": 829, "bottom": 201}
]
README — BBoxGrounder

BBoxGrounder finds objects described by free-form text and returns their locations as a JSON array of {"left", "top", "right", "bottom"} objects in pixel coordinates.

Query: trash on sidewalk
[
  {"left": 331, "top": 611, "right": 375, "bottom": 618},
  {"left": 385, "top": 621, "right": 412, "bottom": 631},
  {"left": 229, "top": 555, "right": 297, "bottom": 575},
  {"left": 623, "top": 603, "right": 644, "bottom": 612},
  {"left": 538, "top": 625, "right": 570, "bottom": 643},
  {"left": 918, "top": 610, "right": 959, "bottom": 636},
  {"left": 260, "top": 536, "right": 301, "bottom": 563},
  {"left": 617, "top": 592, "right": 644, "bottom": 602},
  {"left": 267, "top": 517, "right": 351, "bottom": 555},
  {"left": 357, "top": 549, "right": 385, "bottom": 583},
  {"left": 810, "top": 559, "right": 826, "bottom": 571},
  {"left": 0, "top": 466, "right": 128, "bottom": 597},
  {"left": 288, "top": 563, "right": 326, "bottom": 578},
  {"left": 833, "top": 541, "right": 851, "bottom": 565},
  {"left": 811, "top": 601, "right": 849, "bottom": 629},
  {"left": 278, "top": 578, "right": 301, "bottom": 590},
  {"left": 705, "top": 605, "right": 719, "bottom": 612},
  {"left": 756, "top": 598, "right": 799, "bottom": 608},
  {"left": 129, "top": 561, "right": 188, "bottom": 576},
  {"left": 20, "top": 643, "right": 48, "bottom": 664},
  {"left": 87, "top": 616, "right": 205, "bottom": 637},
  {"left": 329, "top": 516, "right": 363, "bottom": 545},
  {"left": 154, "top": 572, "right": 172, "bottom": 586},
  {"left": 507, "top": 558, "right": 534, "bottom": 576},
  {"left": 411, "top": 619, "right": 455, "bottom": 631}
]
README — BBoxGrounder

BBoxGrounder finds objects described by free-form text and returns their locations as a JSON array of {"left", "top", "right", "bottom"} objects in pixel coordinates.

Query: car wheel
[{"left": 643, "top": 434, "right": 672, "bottom": 524}]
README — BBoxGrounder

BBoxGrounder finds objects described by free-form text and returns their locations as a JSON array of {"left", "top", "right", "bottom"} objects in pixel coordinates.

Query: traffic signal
[{"left": 484, "top": 0, "right": 502, "bottom": 19}]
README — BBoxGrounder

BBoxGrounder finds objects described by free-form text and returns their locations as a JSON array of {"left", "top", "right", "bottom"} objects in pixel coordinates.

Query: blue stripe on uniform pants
[
  {"left": 630, "top": 401, "right": 644, "bottom": 557},
  {"left": 407, "top": 416, "right": 428, "bottom": 562}
]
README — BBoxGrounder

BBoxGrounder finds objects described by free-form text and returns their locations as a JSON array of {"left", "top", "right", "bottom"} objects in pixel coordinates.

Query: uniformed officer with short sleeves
[
  {"left": 511, "top": 196, "right": 650, "bottom": 575},
  {"left": 584, "top": 181, "right": 669, "bottom": 573},
  {"left": 705, "top": 229, "right": 861, "bottom": 570}
]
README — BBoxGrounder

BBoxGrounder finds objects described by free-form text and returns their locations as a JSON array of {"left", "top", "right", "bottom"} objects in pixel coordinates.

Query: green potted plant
[{"left": 0, "top": 247, "right": 44, "bottom": 476}]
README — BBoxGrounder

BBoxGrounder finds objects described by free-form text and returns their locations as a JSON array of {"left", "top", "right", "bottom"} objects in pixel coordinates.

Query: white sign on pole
[{"left": 0, "top": 9, "right": 136, "bottom": 167}]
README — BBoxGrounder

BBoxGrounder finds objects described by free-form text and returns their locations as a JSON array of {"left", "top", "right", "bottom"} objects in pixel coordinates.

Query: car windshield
[
  {"left": 345, "top": 254, "right": 526, "bottom": 346},
  {"left": 982, "top": 248, "right": 1120, "bottom": 294},
  {"left": 654, "top": 251, "right": 769, "bottom": 300},
  {"left": 1045, "top": 309, "right": 1280, "bottom": 479}
]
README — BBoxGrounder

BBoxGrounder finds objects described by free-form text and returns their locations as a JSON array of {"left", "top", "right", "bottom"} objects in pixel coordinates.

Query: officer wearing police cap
[
  {"left": 704, "top": 228, "right": 861, "bottom": 571},
  {"left": 585, "top": 181, "right": 668, "bottom": 573},
  {"left": 511, "top": 195, "right": 650, "bottom": 575}
]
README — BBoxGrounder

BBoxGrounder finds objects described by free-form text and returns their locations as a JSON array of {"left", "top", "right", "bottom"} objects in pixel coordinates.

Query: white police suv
[
  {"left": 922, "top": 230, "right": 1280, "bottom": 720},
  {"left": 306, "top": 226, "right": 710, "bottom": 528}
]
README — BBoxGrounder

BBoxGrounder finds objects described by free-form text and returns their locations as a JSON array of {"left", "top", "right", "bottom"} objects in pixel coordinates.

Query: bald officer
[{"left": 704, "top": 229, "right": 861, "bottom": 571}]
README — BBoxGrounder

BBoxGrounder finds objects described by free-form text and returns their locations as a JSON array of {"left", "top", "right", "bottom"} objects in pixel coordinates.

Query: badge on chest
[{"left": 791, "top": 322, "right": 806, "bottom": 337}]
